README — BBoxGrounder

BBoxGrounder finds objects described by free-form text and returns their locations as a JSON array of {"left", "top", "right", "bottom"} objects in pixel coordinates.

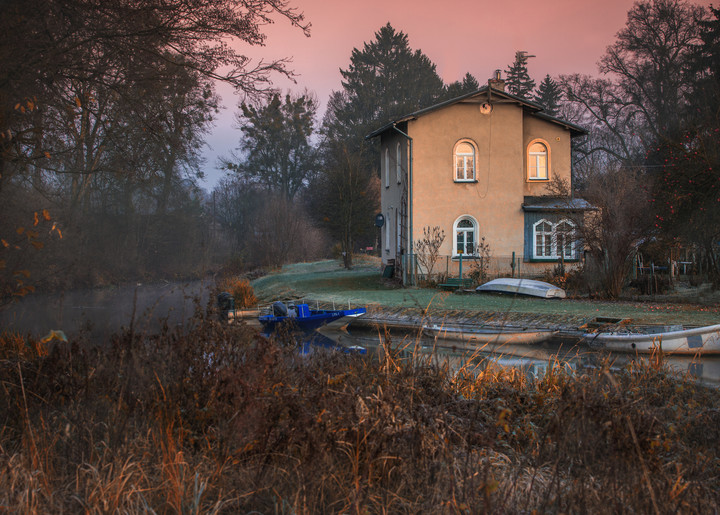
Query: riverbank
[
  {"left": 250, "top": 258, "right": 720, "bottom": 328},
  {"left": 2, "top": 262, "right": 720, "bottom": 512}
]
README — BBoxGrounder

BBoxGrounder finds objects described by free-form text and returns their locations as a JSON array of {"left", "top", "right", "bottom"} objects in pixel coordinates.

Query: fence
[{"left": 400, "top": 253, "right": 578, "bottom": 287}]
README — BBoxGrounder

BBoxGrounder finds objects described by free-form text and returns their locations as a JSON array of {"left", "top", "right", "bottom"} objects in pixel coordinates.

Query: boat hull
[
  {"left": 584, "top": 323, "right": 720, "bottom": 355},
  {"left": 259, "top": 306, "right": 366, "bottom": 334},
  {"left": 476, "top": 278, "right": 566, "bottom": 299},
  {"left": 424, "top": 324, "right": 557, "bottom": 346}
]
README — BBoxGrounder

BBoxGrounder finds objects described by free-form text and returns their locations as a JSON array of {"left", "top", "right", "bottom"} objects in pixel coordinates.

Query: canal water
[
  {"left": 0, "top": 279, "right": 214, "bottom": 344},
  {"left": 319, "top": 326, "right": 720, "bottom": 387},
  {"left": 2, "top": 282, "right": 719, "bottom": 386}
]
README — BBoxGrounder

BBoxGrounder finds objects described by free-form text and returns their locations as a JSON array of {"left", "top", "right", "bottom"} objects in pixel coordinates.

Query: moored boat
[
  {"left": 583, "top": 323, "right": 720, "bottom": 355},
  {"left": 476, "top": 278, "right": 566, "bottom": 299},
  {"left": 259, "top": 301, "right": 366, "bottom": 334},
  {"left": 424, "top": 324, "right": 558, "bottom": 346}
]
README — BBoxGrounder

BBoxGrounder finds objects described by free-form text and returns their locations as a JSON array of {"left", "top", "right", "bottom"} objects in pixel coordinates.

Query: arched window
[
  {"left": 528, "top": 141, "right": 549, "bottom": 180},
  {"left": 534, "top": 220, "right": 553, "bottom": 257},
  {"left": 453, "top": 216, "right": 477, "bottom": 256},
  {"left": 384, "top": 148, "right": 390, "bottom": 188},
  {"left": 396, "top": 143, "right": 402, "bottom": 183},
  {"left": 533, "top": 218, "right": 576, "bottom": 259},
  {"left": 556, "top": 220, "right": 575, "bottom": 259},
  {"left": 454, "top": 140, "right": 477, "bottom": 181}
]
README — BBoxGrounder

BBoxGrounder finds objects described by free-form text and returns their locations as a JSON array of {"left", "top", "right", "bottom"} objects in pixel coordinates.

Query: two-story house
[{"left": 367, "top": 74, "right": 591, "bottom": 284}]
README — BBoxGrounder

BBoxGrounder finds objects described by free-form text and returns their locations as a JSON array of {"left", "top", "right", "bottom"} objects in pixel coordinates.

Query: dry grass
[
  {"left": 216, "top": 277, "right": 258, "bottom": 308},
  {"left": 1, "top": 310, "right": 719, "bottom": 513}
]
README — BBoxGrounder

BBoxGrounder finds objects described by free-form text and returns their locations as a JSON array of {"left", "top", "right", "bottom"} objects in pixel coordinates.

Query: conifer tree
[
  {"left": 533, "top": 74, "right": 562, "bottom": 116},
  {"left": 505, "top": 51, "right": 536, "bottom": 99}
]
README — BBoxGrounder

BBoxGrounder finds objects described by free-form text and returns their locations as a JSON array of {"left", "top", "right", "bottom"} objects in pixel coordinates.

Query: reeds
[{"left": 1, "top": 317, "right": 719, "bottom": 513}]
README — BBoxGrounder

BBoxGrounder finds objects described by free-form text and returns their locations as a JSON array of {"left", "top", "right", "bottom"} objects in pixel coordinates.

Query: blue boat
[{"left": 258, "top": 301, "right": 366, "bottom": 334}]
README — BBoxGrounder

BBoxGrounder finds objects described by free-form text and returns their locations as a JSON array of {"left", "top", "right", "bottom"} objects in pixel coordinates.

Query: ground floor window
[
  {"left": 453, "top": 216, "right": 477, "bottom": 256},
  {"left": 532, "top": 218, "right": 577, "bottom": 260}
]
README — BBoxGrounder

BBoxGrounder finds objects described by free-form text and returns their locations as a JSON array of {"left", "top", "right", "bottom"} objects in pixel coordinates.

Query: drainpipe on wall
[{"left": 391, "top": 123, "right": 413, "bottom": 286}]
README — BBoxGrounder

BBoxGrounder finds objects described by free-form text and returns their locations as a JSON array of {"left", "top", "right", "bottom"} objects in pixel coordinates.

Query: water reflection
[{"left": 318, "top": 326, "right": 720, "bottom": 387}]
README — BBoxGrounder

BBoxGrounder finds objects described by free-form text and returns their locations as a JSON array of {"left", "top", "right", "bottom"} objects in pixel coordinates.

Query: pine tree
[
  {"left": 443, "top": 72, "right": 480, "bottom": 99},
  {"left": 533, "top": 74, "right": 562, "bottom": 116},
  {"left": 336, "top": 23, "right": 445, "bottom": 144},
  {"left": 505, "top": 51, "right": 536, "bottom": 99}
]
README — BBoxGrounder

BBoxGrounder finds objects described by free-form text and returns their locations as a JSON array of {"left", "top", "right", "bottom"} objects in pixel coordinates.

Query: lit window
[
  {"left": 453, "top": 216, "right": 477, "bottom": 256},
  {"left": 384, "top": 148, "right": 390, "bottom": 188},
  {"left": 454, "top": 140, "right": 476, "bottom": 181},
  {"left": 528, "top": 141, "right": 548, "bottom": 180},
  {"left": 396, "top": 143, "right": 402, "bottom": 183},
  {"left": 533, "top": 218, "right": 576, "bottom": 259}
]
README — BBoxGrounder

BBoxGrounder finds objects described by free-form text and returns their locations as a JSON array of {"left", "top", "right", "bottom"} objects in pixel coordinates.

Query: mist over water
[{"left": 0, "top": 279, "right": 214, "bottom": 344}]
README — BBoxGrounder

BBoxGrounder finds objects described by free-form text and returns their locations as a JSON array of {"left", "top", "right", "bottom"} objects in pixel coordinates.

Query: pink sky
[{"left": 202, "top": 0, "right": 717, "bottom": 187}]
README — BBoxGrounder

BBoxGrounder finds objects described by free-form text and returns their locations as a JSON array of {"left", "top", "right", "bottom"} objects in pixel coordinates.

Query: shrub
[{"left": 218, "top": 278, "right": 258, "bottom": 308}]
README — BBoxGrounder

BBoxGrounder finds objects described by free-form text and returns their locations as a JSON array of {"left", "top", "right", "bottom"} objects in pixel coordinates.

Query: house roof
[
  {"left": 365, "top": 86, "right": 587, "bottom": 140},
  {"left": 522, "top": 196, "right": 596, "bottom": 212}
]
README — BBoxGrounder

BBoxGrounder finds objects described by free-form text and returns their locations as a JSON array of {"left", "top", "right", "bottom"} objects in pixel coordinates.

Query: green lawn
[{"left": 251, "top": 259, "right": 720, "bottom": 326}]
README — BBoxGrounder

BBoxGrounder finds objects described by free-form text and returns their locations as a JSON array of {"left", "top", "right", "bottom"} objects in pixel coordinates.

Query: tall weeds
[{"left": 1, "top": 317, "right": 719, "bottom": 513}]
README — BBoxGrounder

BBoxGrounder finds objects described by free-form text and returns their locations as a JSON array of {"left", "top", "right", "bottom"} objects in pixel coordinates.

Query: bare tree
[
  {"left": 560, "top": 0, "right": 707, "bottom": 166},
  {"left": 550, "top": 170, "right": 653, "bottom": 298},
  {"left": 414, "top": 226, "right": 445, "bottom": 282}
]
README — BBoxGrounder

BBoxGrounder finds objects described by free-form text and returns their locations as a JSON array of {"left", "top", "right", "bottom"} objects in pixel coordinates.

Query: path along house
[{"left": 367, "top": 73, "right": 593, "bottom": 285}]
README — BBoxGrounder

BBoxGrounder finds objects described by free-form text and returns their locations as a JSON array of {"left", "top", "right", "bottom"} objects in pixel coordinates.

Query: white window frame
[
  {"left": 396, "top": 142, "right": 402, "bottom": 184},
  {"left": 528, "top": 140, "right": 549, "bottom": 180},
  {"left": 385, "top": 209, "right": 391, "bottom": 250},
  {"left": 453, "top": 215, "right": 478, "bottom": 257},
  {"left": 384, "top": 148, "right": 390, "bottom": 188},
  {"left": 532, "top": 218, "right": 577, "bottom": 260},
  {"left": 454, "top": 140, "right": 477, "bottom": 182}
]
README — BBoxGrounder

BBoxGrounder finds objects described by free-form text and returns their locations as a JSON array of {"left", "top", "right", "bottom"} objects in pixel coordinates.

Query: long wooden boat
[
  {"left": 423, "top": 324, "right": 558, "bottom": 346},
  {"left": 583, "top": 323, "right": 720, "bottom": 355}
]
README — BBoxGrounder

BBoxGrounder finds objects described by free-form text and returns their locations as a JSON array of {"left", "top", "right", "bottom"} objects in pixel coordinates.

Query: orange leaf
[
  {"left": 1, "top": 239, "right": 8, "bottom": 248},
  {"left": 16, "top": 227, "right": 25, "bottom": 235},
  {"left": 34, "top": 211, "right": 39, "bottom": 226},
  {"left": 14, "top": 103, "right": 21, "bottom": 110},
  {"left": 30, "top": 240, "right": 44, "bottom": 250},
  {"left": 27, "top": 230, "right": 39, "bottom": 239},
  {"left": 42, "top": 209, "right": 51, "bottom": 221},
  {"left": 44, "top": 151, "right": 51, "bottom": 159},
  {"left": 74, "top": 96, "right": 81, "bottom": 108}
]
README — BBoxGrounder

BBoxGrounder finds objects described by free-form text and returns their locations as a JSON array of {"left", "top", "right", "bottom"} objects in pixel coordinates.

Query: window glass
[
  {"left": 533, "top": 219, "right": 576, "bottom": 260},
  {"left": 454, "top": 141, "right": 476, "bottom": 181},
  {"left": 384, "top": 148, "right": 390, "bottom": 187},
  {"left": 528, "top": 142, "right": 548, "bottom": 180},
  {"left": 455, "top": 217, "right": 476, "bottom": 255},
  {"left": 396, "top": 143, "right": 402, "bottom": 183}
]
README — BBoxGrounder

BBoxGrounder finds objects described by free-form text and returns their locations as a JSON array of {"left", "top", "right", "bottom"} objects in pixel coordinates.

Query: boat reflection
[{"left": 317, "top": 326, "right": 720, "bottom": 386}]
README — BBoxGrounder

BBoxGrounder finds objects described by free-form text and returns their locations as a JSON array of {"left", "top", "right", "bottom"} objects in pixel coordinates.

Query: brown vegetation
[{"left": 1, "top": 310, "right": 719, "bottom": 512}]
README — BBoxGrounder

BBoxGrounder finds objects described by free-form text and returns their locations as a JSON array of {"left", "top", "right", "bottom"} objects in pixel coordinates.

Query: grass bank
[
  {"left": 251, "top": 258, "right": 720, "bottom": 327},
  {"left": 2, "top": 311, "right": 720, "bottom": 512}
]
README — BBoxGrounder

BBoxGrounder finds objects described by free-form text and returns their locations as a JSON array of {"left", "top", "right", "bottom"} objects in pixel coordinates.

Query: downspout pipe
[{"left": 391, "top": 123, "right": 413, "bottom": 286}]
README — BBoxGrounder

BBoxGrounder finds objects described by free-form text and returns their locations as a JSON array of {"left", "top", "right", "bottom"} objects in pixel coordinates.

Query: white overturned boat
[
  {"left": 476, "top": 278, "right": 566, "bottom": 299},
  {"left": 424, "top": 324, "right": 557, "bottom": 346},
  {"left": 584, "top": 323, "right": 720, "bottom": 355}
]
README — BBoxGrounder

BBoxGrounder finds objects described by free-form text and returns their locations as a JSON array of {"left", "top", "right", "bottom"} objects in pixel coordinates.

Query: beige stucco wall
[{"left": 379, "top": 99, "right": 578, "bottom": 277}]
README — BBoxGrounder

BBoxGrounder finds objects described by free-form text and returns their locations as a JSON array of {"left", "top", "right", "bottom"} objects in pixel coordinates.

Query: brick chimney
[{"left": 488, "top": 69, "right": 505, "bottom": 92}]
